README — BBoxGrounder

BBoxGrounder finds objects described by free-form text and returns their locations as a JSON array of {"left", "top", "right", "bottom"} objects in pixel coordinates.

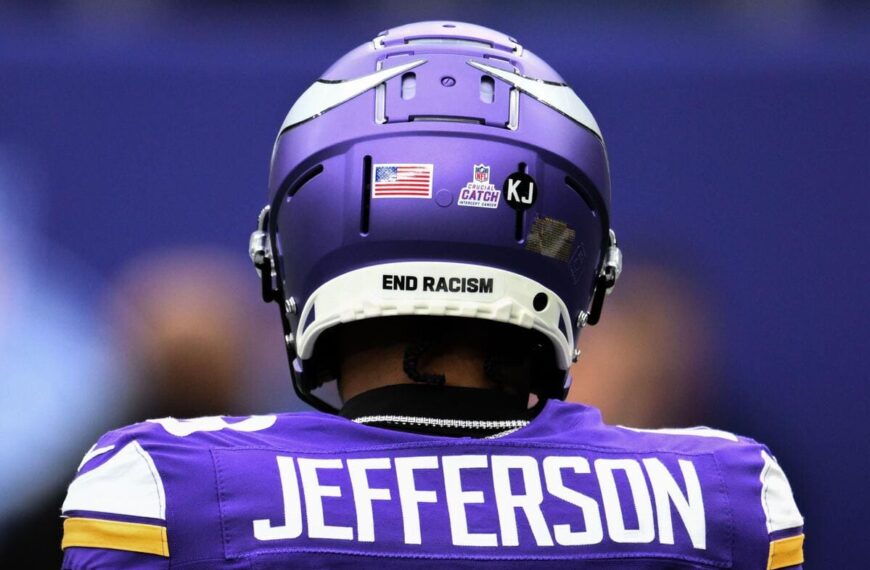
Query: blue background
[{"left": 1, "top": 1, "right": 868, "bottom": 566}]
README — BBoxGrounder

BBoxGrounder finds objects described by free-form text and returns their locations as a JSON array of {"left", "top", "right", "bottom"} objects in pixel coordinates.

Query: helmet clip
[
  {"left": 586, "top": 229, "right": 622, "bottom": 325},
  {"left": 249, "top": 205, "right": 280, "bottom": 303}
]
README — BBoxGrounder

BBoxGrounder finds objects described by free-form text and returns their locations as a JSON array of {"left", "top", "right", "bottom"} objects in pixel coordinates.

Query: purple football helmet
[{"left": 250, "top": 21, "right": 622, "bottom": 412}]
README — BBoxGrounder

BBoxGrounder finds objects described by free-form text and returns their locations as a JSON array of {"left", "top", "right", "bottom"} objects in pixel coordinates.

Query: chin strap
[{"left": 586, "top": 229, "right": 622, "bottom": 326}]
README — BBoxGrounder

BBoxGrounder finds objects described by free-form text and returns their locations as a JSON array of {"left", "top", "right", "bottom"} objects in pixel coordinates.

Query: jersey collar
[{"left": 339, "top": 384, "right": 542, "bottom": 438}]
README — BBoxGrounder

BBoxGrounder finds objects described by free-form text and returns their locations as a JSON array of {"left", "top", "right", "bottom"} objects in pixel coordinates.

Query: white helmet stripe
[{"left": 280, "top": 59, "right": 427, "bottom": 132}]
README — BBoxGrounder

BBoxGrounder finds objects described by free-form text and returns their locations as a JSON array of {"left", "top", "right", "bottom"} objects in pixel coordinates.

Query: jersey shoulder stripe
[
  {"left": 62, "top": 517, "right": 169, "bottom": 557},
  {"left": 767, "top": 533, "right": 805, "bottom": 569}
]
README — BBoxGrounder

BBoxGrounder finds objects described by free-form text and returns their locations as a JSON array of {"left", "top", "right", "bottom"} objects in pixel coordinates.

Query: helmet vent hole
[
  {"left": 283, "top": 163, "right": 324, "bottom": 201},
  {"left": 565, "top": 175, "right": 598, "bottom": 218},
  {"left": 480, "top": 76, "right": 495, "bottom": 104},
  {"left": 442, "top": 23, "right": 456, "bottom": 28},
  {"left": 514, "top": 162, "right": 528, "bottom": 242},
  {"left": 401, "top": 72, "right": 417, "bottom": 100},
  {"left": 360, "top": 155, "right": 372, "bottom": 234},
  {"left": 533, "top": 293, "right": 549, "bottom": 312}
]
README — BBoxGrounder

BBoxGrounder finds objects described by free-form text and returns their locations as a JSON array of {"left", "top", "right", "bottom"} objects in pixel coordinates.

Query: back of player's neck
[{"left": 339, "top": 344, "right": 493, "bottom": 401}]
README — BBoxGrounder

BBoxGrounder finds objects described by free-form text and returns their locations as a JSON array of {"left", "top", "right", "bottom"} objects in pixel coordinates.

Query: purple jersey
[{"left": 61, "top": 401, "right": 804, "bottom": 569}]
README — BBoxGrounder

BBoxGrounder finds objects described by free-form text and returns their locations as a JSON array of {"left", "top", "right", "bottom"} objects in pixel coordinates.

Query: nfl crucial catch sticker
[
  {"left": 372, "top": 164, "right": 433, "bottom": 199},
  {"left": 457, "top": 164, "right": 501, "bottom": 209}
]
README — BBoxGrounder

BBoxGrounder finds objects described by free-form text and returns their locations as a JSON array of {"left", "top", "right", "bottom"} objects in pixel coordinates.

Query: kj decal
[{"left": 457, "top": 164, "right": 500, "bottom": 209}]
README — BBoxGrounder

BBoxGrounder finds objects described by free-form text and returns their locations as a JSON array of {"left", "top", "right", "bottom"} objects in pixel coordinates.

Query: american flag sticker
[{"left": 372, "top": 163, "right": 434, "bottom": 199}]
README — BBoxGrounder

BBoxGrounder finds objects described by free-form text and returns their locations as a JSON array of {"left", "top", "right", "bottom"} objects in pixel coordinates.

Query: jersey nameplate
[{"left": 212, "top": 446, "right": 732, "bottom": 566}]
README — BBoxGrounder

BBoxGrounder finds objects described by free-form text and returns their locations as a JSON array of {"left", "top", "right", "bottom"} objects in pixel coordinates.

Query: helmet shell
[{"left": 264, "top": 21, "right": 613, "bottom": 408}]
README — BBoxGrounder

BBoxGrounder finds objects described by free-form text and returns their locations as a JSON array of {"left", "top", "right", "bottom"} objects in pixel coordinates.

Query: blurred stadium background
[{"left": 1, "top": 0, "right": 867, "bottom": 566}]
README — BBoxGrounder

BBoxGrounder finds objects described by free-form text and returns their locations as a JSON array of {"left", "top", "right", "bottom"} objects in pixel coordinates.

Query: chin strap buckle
[
  {"left": 249, "top": 205, "right": 279, "bottom": 303},
  {"left": 586, "top": 229, "right": 622, "bottom": 326}
]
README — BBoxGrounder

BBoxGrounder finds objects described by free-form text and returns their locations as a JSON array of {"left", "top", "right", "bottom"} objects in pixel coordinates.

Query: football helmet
[{"left": 250, "top": 21, "right": 621, "bottom": 411}]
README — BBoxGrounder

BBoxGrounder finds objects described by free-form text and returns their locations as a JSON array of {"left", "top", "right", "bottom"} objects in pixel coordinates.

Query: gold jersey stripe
[
  {"left": 768, "top": 533, "right": 805, "bottom": 569},
  {"left": 62, "top": 517, "right": 169, "bottom": 557}
]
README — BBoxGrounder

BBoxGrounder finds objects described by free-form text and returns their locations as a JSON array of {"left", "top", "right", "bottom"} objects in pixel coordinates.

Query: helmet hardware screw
[
  {"left": 441, "top": 76, "right": 456, "bottom": 87},
  {"left": 572, "top": 348, "right": 581, "bottom": 362},
  {"left": 285, "top": 334, "right": 295, "bottom": 347},
  {"left": 285, "top": 297, "right": 297, "bottom": 314},
  {"left": 576, "top": 311, "right": 589, "bottom": 328}
]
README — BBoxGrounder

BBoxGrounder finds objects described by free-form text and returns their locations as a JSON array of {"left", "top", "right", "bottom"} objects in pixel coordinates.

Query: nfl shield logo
[{"left": 473, "top": 164, "right": 490, "bottom": 183}]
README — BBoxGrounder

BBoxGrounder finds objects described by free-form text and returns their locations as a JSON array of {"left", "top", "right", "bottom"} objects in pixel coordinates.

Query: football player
[{"left": 60, "top": 21, "right": 804, "bottom": 569}]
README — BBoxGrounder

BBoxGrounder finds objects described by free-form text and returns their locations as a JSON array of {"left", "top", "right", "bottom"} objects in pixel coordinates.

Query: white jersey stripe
[
  {"left": 63, "top": 441, "right": 166, "bottom": 520},
  {"left": 760, "top": 450, "right": 804, "bottom": 533}
]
